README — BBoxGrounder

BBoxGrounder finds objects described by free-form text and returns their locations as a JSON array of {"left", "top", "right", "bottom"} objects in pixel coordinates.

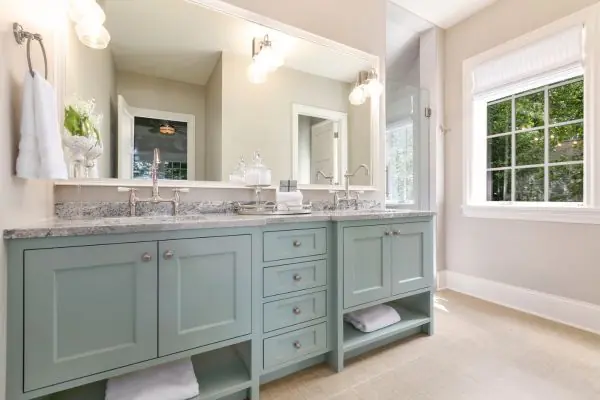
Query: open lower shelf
[
  {"left": 343, "top": 307, "right": 430, "bottom": 352},
  {"left": 191, "top": 346, "right": 252, "bottom": 400}
]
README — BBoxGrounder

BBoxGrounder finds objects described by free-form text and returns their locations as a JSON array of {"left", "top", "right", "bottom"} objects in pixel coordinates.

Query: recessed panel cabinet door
[
  {"left": 343, "top": 225, "right": 391, "bottom": 308},
  {"left": 24, "top": 243, "right": 158, "bottom": 391},
  {"left": 158, "top": 235, "right": 252, "bottom": 356},
  {"left": 391, "top": 222, "right": 434, "bottom": 295}
]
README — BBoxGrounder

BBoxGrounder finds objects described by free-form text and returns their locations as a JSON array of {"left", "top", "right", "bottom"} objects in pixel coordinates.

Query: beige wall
[
  {"left": 66, "top": 24, "right": 116, "bottom": 177},
  {"left": 117, "top": 71, "right": 207, "bottom": 180},
  {"left": 205, "top": 55, "right": 223, "bottom": 181},
  {"left": 1, "top": 2, "right": 67, "bottom": 397},
  {"left": 220, "top": 52, "right": 363, "bottom": 182},
  {"left": 445, "top": 0, "right": 600, "bottom": 305},
  {"left": 348, "top": 100, "right": 372, "bottom": 186}
]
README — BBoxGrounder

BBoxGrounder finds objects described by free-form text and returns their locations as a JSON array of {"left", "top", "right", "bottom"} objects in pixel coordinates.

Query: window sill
[{"left": 462, "top": 203, "right": 600, "bottom": 224}]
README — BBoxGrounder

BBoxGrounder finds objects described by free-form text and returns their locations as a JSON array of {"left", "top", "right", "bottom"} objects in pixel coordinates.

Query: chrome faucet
[
  {"left": 315, "top": 170, "right": 334, "bottom": 185},
  {"left": 330, "top": 164, "right": 370, "bottom": 210},
  {"left": 118, "top": 148, "right": 189, "bottom": 216}
]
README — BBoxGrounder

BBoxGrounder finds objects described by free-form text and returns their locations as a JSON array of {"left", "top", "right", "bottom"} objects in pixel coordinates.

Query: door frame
[
  {"left": 292, "top": 103, "right": 348, "bottom": 185},
  {"left": 117, "top": 95, "right": 196, "bottom": 180}
]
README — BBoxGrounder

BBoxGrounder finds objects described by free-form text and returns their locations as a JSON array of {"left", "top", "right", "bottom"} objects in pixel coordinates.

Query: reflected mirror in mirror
[{"left": 64, "top": 0, "right": 376, "bottom": 186}]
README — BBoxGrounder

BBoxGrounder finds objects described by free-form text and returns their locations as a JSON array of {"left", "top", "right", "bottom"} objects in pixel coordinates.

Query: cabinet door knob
[
  {"left": 293, "top": 273, "right": 302, "bottom": 281},
  {"left": 163, "top": 250, "right": 174, "bottom": 260},
  {"left": 393, "top": 230, "right": 402, "bottom": 236},
  {"left": 141, "top": 253, "right": 152, "bottom": 262},
  {"left": 293, "top": 307, "right": 302, "bottom": 315},
  {"left": 293, "top": 240, "right": 302, "bottom": 247},
  {"left": 293, "top": 340, "right": 302, "bottom": 349},
  {"left": 384, "top": 231, "right": 392, "bottom": 236}
]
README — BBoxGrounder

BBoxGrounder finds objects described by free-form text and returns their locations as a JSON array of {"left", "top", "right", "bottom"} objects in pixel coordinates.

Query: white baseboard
[
  {"left": 444, "top": 271, "right": 600, "bottom": 335},
  {"left": 436, "top": 270, "right": 448, "bottom": 290}
]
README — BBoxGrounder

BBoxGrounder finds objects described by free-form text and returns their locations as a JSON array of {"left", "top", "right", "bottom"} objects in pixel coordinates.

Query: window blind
[{"left": 472, "top": 25, "right": 584, "bottom": 97}]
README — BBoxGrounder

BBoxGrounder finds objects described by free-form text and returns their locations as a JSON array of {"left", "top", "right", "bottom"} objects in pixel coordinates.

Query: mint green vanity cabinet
[
  {"left": 263, "top": 228, "right": 327, "bottom": 262},
  {"left": 263, "top": 260, "right": 327, "bottom": 297},
  {"left": 23, "top": 243, "right": 159, "bottom": 392},
  {"left": 390, "top": 222, "right": 434, "bottom": 295},
  {"left": 158, "top": 236, "right": 252, "bottom": 356},
  {"left": 342, "top": 225, "right": 392, "bottom": 308}
]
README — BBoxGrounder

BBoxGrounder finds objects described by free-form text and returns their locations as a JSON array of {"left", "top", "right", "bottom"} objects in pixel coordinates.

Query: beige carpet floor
[{"left": 260, "top": 290, "right": 600, "bottom": 400}]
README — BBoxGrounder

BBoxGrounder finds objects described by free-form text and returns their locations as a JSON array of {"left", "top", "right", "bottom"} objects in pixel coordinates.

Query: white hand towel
[
  {"left": 32, "top": 71, "right": 68, "bottom": 179},
  {"left": 105, "top": 358, "right": 199, "bottom": 400},
  {"left": 344, "top": 304, "right": 401, "bottom": 333},
  {"left": 276, "top": 190, "right": 303, "bottom": 207},
  {"left": 16, "top": 72, "right": 39, "bottom": 179}
]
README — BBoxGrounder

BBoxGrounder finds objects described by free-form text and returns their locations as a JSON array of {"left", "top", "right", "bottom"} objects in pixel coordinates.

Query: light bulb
[
  {"left": 349, "top": 85, "right": 366, "bottom": 105},
  {"left": 247, "top": 60, "right": 267, "bottom": 84},
  {"left": 365, "top": 78, "right": 383, "bottom": 98},
  {"left": 76, "top": 23, "right": 110, "bottom": 49},
  {"left": 255, "top": 45, "right": 284, "bottom": 72}
]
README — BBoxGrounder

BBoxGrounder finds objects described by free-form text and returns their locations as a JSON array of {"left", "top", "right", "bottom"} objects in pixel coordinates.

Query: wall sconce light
[
  {"left": 247, "top": 34, "right": 284, "bottom": 84},
  {"left": 69, "top": 0, "right": 110, "bottom": 49},
  {"left": 349, "top": 68, "right": 383, "bottom": 105}
]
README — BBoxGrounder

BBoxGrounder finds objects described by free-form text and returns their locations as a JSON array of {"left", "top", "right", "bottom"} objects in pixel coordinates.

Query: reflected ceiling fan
[{"left": 147, "top": 120, "right": 177, "bottom": 136}]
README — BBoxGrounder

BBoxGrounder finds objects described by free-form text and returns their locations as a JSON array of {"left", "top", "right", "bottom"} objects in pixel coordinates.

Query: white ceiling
[
  {"left": 104, "top": 0, "right": 371, "bottom": 86},
  {"left": 389, "top": 0, "right": 498, "bottom": 28}
]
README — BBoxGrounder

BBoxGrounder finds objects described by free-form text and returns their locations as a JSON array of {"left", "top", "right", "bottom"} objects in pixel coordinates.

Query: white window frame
[{"left": 462, "top": 4, "right": 600, "bottom": 224}]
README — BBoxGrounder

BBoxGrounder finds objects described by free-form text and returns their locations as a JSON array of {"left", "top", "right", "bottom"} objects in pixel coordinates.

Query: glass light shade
[
  {"left": 365, "top": 78, "right": 383, "bottom": 98},
  {"left": 69, "top": 0, "right": 95, "bottom": 22},
  {"left": 255, "top": 45, "right": 284, "bottom": 72},
  {"left": 69, "top": 0, "right": 105, "bottom": 24},
  {"left": 75, "top": 23, "right": 110, "bottom": 49},
  {"left": 349, "top": 85, "right": 366, "bottom": 105},
  {"left": 247, "top": 61, "right": 267, "bottom": 84}
]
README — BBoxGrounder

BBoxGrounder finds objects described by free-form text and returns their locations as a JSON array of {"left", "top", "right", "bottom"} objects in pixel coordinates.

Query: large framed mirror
[{"left": 59, "top": 0, "right": 381, "bottom": 189}]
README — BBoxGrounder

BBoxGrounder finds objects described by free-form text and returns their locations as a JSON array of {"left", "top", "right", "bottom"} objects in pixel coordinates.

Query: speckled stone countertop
[{"left": 3, "top": 210, "right": 434, "bottom": 240}]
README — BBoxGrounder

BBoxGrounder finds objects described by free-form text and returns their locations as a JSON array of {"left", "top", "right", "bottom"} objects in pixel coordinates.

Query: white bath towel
[
  {"left": 16, "top": 72, "right": 38, "bottom": 179},
  {"left": 16, "top": 71, "right": 68, "bottom": 180},
  {"left": 105, "top": 358, "right": 199, "bottom": 400},
  {"left": 344, "top": 304, "right": 401, "bottom": 333},
  {"left": 276, "top": 190, "right": 303, "bottom": 209}
]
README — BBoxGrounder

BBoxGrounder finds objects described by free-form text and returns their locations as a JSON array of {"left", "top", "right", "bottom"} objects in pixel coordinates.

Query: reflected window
[{"left": 386, "top": 121, "right": 414, "bottom": 204}]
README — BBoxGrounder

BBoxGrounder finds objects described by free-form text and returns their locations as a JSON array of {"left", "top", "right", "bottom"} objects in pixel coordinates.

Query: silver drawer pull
[
  {"left": 293, "top": 273, "right": 302, "bottom": 282},
  {"left": 393, "top": 230, "right": 402, "bottom": 236},
  {"left": 384, "top": 231, "right": 392, "bottom": 236},
  {"left": 293, "top": 240, "right": 302, "bottom": 247},
  {"left": 293, "top": 307, "right": 302, "bottom": 315},
  {"left": 141, "top": 253, "right": 152, "bottom": 262},
  {"left": 163, "top": 250, "right": 174, "bottom": 260},
  {"left": 293, "top": 340, "right": 302, "bottom": 349}
]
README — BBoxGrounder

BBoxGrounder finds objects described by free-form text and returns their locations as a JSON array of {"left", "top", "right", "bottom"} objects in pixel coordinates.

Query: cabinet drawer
[
  {"left": 263, "top": 291, "right": 327, "bottom": 332},
  {"left": 263, "top": 228, "right": 327, "bottom": 262},
  {"left": 263, "top": 323, "right": 327, "bottom": 370},
  {"left": 263, "top": 260, "right": 327, "bottom": 297}
]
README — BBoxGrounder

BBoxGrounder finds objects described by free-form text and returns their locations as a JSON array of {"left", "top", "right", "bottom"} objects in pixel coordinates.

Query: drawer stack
[{"left": 261, "top": 227, "right": 329, "bottom": 371}]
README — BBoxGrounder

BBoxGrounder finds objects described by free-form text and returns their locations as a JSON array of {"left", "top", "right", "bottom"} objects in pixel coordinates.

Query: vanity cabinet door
[
  {"left": 23, "top": 243, "right": 158, "bottom": 391},
  {"left": 343, "top": 225, "right": 392, "bottom": 308},
  {"left": 158, "top": 235, "right": 252, "bottom": 356},
  {"left": 390, "top": 222, "right": 434, "bottom": 295}
]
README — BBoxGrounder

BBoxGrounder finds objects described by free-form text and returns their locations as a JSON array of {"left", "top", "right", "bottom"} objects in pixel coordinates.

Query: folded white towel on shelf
[
  {"left": 344, "top": 304, "right": 401, "bottom": 333},
  {"left": 16, "top": 71, "right": 68, "bottom": 180},
  {"left": 105, "top": 358, "right": 199, "bottom": 400},
  {"left": 276, "top": 190, "right": 303, "bottom": 208}
]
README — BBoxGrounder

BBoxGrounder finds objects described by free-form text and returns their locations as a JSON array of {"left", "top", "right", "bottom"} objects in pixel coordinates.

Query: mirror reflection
[{"left": 64, "top": 0, "right": 376, "bottom": 186}]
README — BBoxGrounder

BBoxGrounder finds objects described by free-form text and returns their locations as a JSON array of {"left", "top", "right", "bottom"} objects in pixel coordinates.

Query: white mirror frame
[{"left": 53, "top": 0, "right": 382, "bottom": 193}]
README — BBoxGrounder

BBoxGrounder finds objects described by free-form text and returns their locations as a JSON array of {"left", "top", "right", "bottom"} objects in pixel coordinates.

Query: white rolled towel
[
  {"left": 276, "top": 190, "right": 303, "bottom": 209},
  {"left": 344, "top": 304, "right": 401, "bottom": 333},
  {"left": 105, "top": 358, "right": 199, "bottom": 400}
]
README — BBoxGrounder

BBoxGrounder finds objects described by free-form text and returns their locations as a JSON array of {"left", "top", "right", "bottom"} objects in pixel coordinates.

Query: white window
[
  {"left": 462, "top": 6, "right": 600, "bottom": 224},
  {"left": 386, "top": 120, "right": 414, "bottom": 204}
]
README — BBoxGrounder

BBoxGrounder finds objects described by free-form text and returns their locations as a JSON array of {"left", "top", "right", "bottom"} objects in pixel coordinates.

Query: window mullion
[
  {"left": 511, "top": 95, "right": 516, "bottom": 202},
  {"left": 544, "top": 87, "right": 550, "bottom": 202}
]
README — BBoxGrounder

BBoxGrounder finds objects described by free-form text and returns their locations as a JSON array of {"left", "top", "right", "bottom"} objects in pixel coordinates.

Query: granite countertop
[{"left": 3, "top": 210, "right": 435, "bottom": 240}]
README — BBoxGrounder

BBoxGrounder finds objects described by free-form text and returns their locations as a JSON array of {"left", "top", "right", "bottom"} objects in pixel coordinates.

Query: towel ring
[{"left": 13, "top": 23, "right": 48, "bottom": 80}]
